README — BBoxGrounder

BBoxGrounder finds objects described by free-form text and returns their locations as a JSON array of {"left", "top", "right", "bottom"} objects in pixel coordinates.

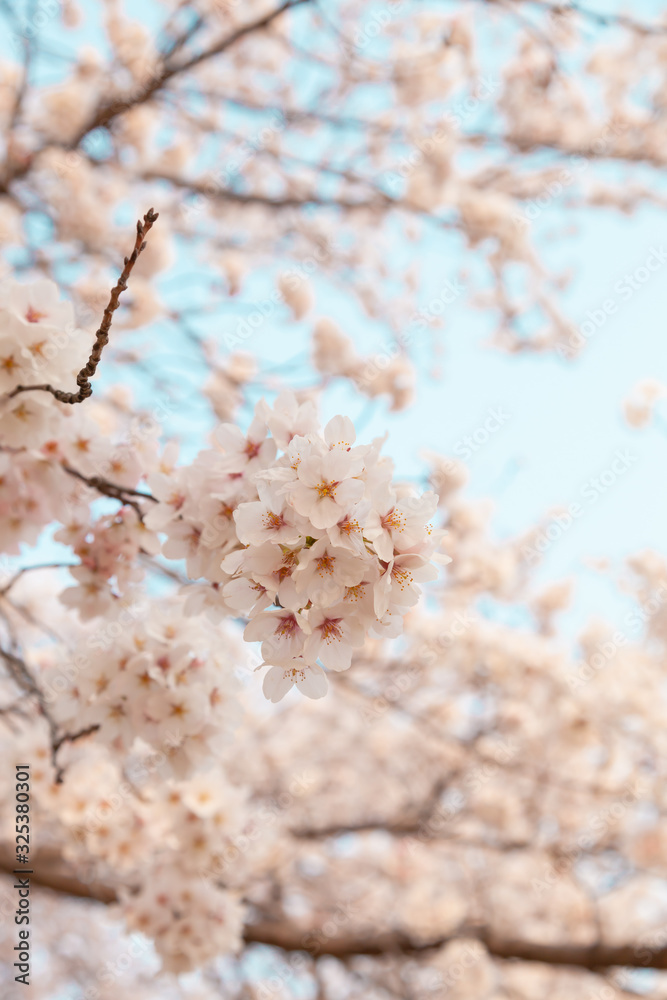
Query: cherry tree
[{"left": 1, "top": 1, "right": 667, "bottom": 998}]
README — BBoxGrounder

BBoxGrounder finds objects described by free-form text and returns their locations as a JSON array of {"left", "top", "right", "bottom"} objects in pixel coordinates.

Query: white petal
[
  {"left": 324, "top": 414, "right": 356, "bottom": 449},
  {"left": 297, "top": 666, "right": 328, "bottom": 699},
  {"left": 262, "top": 666, "right": 293, "bottom": 703}
]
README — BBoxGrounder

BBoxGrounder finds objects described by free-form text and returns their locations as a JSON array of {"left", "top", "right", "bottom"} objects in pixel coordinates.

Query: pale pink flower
[
  {"left": 262, "top": 658, "right": 327, "bottom": 702},
  {"left": 303, "top": 604, "right": 365, "bottom": 671},
  {"left": 365, "top": 490, "right": 438, "bottom": 560},
  {"left": 295, "top": 537, "right": 367, "bottom": 605},
  {"left": 234, "top": 481, "right": 308, "bottom": 547},
  {"left": 374, "top": 553, "right": 440, "bottom": 617},
  {"left": 243, "top": 607, "right": 310, "bottom": 663},
  {"left": 284, "top": 448, "right": 364, "bottom": 530}
]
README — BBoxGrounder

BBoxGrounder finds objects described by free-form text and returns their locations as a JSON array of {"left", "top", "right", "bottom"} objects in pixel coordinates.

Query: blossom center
[
  {"left": 318, "top": 617, "right": 343, "bottom": 643},
  {"left": 315, "top": 553, "right": 335, "bottom": 575},
  {"left": 315, "top": 479, "right": 338, "bottom": 500},
  {"left": 25, "top": 306, "right": 47, "bottom": 323},
  {"left": 344, "top": 583, "right": 366, "bottom": 602},
  {"left": 275, "top": 614, "right": 299, "bottom": 638},
  {"left": 392, "top": 565, "right": 414, "bottom": 590},
  {"left": 262, "top": 510, "right": 285, "bottom": 531},
  {"left": 382, "top": 508, "right": 406, "bottom": 532}
]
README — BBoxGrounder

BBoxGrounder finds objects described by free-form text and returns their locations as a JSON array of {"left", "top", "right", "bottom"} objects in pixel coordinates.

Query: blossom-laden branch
[
  {"left": 1, "top": 842, "right": 667, "bottom": 974},
  {"left": 9, "top": 208, "right": 159, "bottom": 404}
]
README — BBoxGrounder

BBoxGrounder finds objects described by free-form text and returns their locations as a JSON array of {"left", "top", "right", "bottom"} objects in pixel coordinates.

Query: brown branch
[
  {"left": 0, "top": 648, "right": 98, "bottom": 782},
  {"left": 8, "top": 208, "right": 159, "bottom": 404},
  {"left": 61, "top": 462, "right": 157, "bottom": 517},
  {"left": 69, "top": 0, "right": 312, "bottom": 146},
  {"left": 244, "top": 921, "right": 667, "bottom": 970},
  {"left": 144, "top": 170, "right": 388, "bottom": 211},
  {"left": 518, "top": 0, "right": 667, "bottom": 36},
  {"left": 0, "top": 646, "right": 58, "bottom": 750},
  {"left": 0, "top": 845, "right": 116, "bottom": 904},
  {"left": 291, "top": 776, "right": 453, "bottom": 840},
  {"left": 159, "top": 11, "right": 205, "bottom": 63},
  {"left": 1, "top": 845, "right": 667, "bottom": 972},
  {"left": 0, "top": 562, "right": 77, "bottom": 596},
  {"left": 8, "top": 0, "right": 35, "bottom": 132},
  {"left": 52, "top": 723, "right": 100, "bottom": 756}
]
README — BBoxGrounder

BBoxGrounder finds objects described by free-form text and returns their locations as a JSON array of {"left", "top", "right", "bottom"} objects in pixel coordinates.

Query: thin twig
[
  {"left": 52, "top": 723, "right": 100, "bottom": 756},
  {"left": 9, "top": 208, "right": 159, "bottom": 404},
  {"left": 0, "top": 562, "right": 77, "bottom": 597},
  {"left": 69, "top": 0, "right": 312, "bottom": 145},
  {"left": 8, "top": 0, "right": 36, "bottom": 132},
  {"left": 0, "top": 645, "right": 58, "bottom": 747},
  {"left": 61, "top": 462, "right": 157, "bottom": 517},
  {"left": 0, "top": 646, "right": 100, "bottom": 781}
]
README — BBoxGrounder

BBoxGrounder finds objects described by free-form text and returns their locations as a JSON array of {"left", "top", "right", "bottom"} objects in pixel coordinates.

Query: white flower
[
  {"left": 365, "top": 490, "right": 439, "bottom": 561},
  {"left": 243, "top": 607, "right": 310, "bottom": 663},
  {"left": 225, "top": 543, "right": 304, "bottom": 610},
  {"left": 323, "top": 414, "right": 356, "bottom": 451},
  {"left": 262, "top": 659, "right": 328, "bottom": 702},
  {"left": 326, "top": 506, "right": 369, "bottom": 553},
  {"left": 295, "top": 537, "right": 367, "bottom": 606},
  {"left": 214, "top": 410, "right": 276, "bottom": 474},
  {"left": 260, "top": 390, "right": 319, "bottom": 449},
  {"left": 234, "top": 481, "right": 308, "bottom": 547},
  {"left": 181, "top": 774, "right": 227, "bottom": 817},
  {"left": 374, "top": 553, "right": 439, "bottom": 616},
  {"left": 223, "top": 575, "right": 273, "bottom": 615},
  {"left": 303, "top": 604, "right": 365, "bottom": 671},
  {"left": 144, "top": 471, "right": 190, "bottom": 530},
  {"left": 7, "top": 278, "right": 74, "bottom": 332},
  {"left": 284, "top": 448, "right": 365, "bottom": 530},
  {"left": 59, "top": 565, "right": 114, "bottom": 620}
]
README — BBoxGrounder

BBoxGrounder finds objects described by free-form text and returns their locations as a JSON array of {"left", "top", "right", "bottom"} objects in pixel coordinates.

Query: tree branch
[
  {"left": 0, "top": 648, "right": 98, "bottom": 782},
  {"left": 1, "top": 845, "right": 666, "bottom": 971},
  {"left": 9, "top": 208, "right": 159, "bottom": 404},
  {"left": 69, "top": 0, "right": 312, "bottom": 146},
  {"left": 144, "top": 170, "right": 389, "bottom": 211},
  {"left": 0, "top": 562, "right": 77, "bottom": 596},
  {"left": 61, "top": 463, "right": 156, "bottom": 517}
]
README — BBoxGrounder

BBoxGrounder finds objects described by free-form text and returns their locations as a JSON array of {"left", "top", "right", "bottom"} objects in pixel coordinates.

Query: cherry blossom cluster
[
  {"left": 0, "top": 447, "right": 71, "bottom": 553},
  {"left": 122, "top": 865, "right": 245, "bottom": 974},
  {"left": 0, "top": 717, "right": 252, "bottom": 972},
  {"left": 146, "top": 392, "right": 446, "bottom": 702},
  {"left": 56, "top": 505, "right": 159, "bottom": 619},
  {"left": 0, "top": 279, "right": 165, "bottom": 566},
  {"left": 0, "top": 278, "right": 91, "bottom": 448},
  {"left": 312, "top": 317, "right": 416, "bottom": 412},
  {"left": 49, "top": 605, "right": 243, "bottom": 774},
  {"left": 0, "top": 276, "right": 98, "bottom": 550},
  {"left": 121, "top": 774, "right": 252, "bottom": 972}
]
